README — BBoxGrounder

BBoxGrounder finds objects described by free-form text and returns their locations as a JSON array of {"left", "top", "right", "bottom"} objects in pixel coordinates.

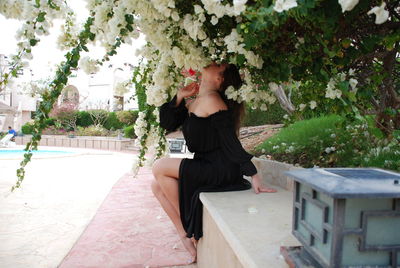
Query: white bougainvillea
[
  {"left": 79, "top": 57, "right": 100, "bottom": 75},
  {"left": 338, "top": 0, "right": 359, "bottom": 12},
  {"left": 2, "top": 0, "right": 396, "bottom": 178},
  {"left": 367, "top": 2, "right": 389, "bottom": 24},
  {"left": 223, "top": 29, "right": 264, "bottom": 69},
  {"left": 273, "top": 0, "right": 298, "bottom": 13},
  {"left": 309, "top": 101, "right": 317, "bottom": 110}
]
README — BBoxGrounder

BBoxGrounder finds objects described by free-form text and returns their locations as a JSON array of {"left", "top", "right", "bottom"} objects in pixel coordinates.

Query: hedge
[{"left": 242, "top": 102, "right": 286, "bottom": 127}]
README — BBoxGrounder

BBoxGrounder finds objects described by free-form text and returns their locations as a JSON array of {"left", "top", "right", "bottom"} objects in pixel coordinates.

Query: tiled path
[{"left": 59, "top": 167, "right": 195, "bottom": 268}]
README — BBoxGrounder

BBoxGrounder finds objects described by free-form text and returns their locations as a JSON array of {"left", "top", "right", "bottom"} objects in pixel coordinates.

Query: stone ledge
[
  {"left": 197, "top": 158, "right": 302, "bottom": 268},
  {"left": 198, "top": 188, "right": 300, "bottom": 268}
]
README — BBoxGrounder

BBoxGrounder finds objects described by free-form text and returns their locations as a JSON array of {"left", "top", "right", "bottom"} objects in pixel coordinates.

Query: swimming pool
[{"left": 0, "top": 149, "right": 75, "bottom": 159}]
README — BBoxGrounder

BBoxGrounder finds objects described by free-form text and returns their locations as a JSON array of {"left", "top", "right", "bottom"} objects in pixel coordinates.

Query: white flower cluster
[
  {"left": 1, "top": 0, "right": 68, "bottom": 65},
  {"left": 298, "top": 100, "right": 317, "bottom": 111},
  {"left": 134, "top": 111, "right": 148, "bottom": 139},
  {"left": 133, "top": 109, "right": 167, "bottom": 168},
  {"left": 325, "top": 146, "right": 336, "bottom": 154},
  {"left": 182, "top": 13, "right": 207, "bottom": 41},
  {"left": 89, "top": 1, "right": 137, "bottom": 49},
  {"left": 79, "top": 57, "right": 100, "bottom": 75},
  {"left": 338, "top": 0, "right": 359, "bottom": 12},
  {"left": 0, "top": 0, "right": 66, "bottom": 20},
  {"left": 325, "top": 70, "right": 358, "bottom": 100},
  {"left": 146, "top": 56, "right": 173, "bottom": 107},
  {"left": 114, "top": 81, "right": 130, "bottom": 96},
  {"left": 171, "top": 37, "right": 209, "bottom": 70},
  {"left": 339, "top": 0, "right": 389, "bottom": 24},
  {"left": 367, "top": 2, "right": 389, "bottom": 25},
  {"left": 225, "top": 69, "right": 276, "bottom": 110},
  {"left": 325, "top": 77, "right": 343, "bottom": 99},
  {"left": 224, "top": 29, "right": 264, "bottom": 69},
  {"left": 201, "top": 0, "right": 248, "bottom": 18},
  {"left": 273, "top": 0, "right": 298, "bottom": 13},
  {"left": 151, "top": 0, "right": 180, "bottom": 21},
  {"left": 57, "top": 12, "right": 79, "bottom": 51},
  {"left": 140, "top": 20, "right": 173, "bottom": 52}
]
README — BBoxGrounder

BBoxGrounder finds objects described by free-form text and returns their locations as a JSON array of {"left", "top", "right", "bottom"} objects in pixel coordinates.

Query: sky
[{"left": 0, "top": 1, "right": 145, "bottom": 81}]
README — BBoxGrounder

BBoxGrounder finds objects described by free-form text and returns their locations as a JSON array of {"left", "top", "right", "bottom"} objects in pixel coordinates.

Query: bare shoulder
[{"left": 201, "top": 93, "right": 227, "bottom": 115}]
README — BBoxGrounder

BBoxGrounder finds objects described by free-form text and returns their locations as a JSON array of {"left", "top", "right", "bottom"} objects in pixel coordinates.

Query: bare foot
[
  {"left": 180, "top": 235, "right": 197, "bottom": 262},
  {"left": 191, "top": 237, "right": 198, "bottom": 248}
]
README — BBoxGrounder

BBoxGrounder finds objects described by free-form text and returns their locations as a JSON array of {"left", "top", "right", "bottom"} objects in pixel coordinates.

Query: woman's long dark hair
[{"left": 219, "top": 64, "right": 244, "bottom": 136}]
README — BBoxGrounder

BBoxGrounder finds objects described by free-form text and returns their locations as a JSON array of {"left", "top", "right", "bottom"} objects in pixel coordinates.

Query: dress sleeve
[
  {"left": 211, "top": 111, "right": 257, "bottom": 176},
  {"left": 159, "top": 95, "right": 188, "bottom": 131}
]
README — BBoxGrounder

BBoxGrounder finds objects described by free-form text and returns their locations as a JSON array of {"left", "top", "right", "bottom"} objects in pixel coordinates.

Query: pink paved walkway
[{"left": 59, "top": 167, "right": 193, "bottom": 268}]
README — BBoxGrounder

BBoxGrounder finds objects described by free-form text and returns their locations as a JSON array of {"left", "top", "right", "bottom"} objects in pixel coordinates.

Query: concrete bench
[{"left": 197, "top": 158, "right": 302, "bottom": 268}]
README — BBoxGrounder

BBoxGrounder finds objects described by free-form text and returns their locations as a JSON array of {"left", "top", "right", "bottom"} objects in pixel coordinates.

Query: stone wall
[
  {"left": 15, "top": 135, "right": 135, "bottom": 151},
  {"left": 252, "top": 158, "right": 302, "bottom": 192}
]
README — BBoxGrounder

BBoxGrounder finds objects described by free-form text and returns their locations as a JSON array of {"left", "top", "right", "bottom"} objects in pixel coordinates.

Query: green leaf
[
  {"left": 37, "top": 11, "right": 46, "bottom": 22},
  {"left": 361, "top": 36, "right": 381, "bottom": 52},
  {"left": 347, "top": 91, "right": 357, "bottom": 102},
  {"left": 125, "top": 14, "right": 134, "bottom": 24},
  {"left": 236, "top": 54, "right": 246, "bottom": 65},
  {"left": 29, "top": 39, "right": 38, "bottom": 46},
  {"left": 81, "top": 45, "right": 89, "bottom": 52},
  {"left": 244, "top": 35, "right": 257, "bottom": 49},
  {"left": 337, "top": 81, "right": 349, "bottom": 92}
]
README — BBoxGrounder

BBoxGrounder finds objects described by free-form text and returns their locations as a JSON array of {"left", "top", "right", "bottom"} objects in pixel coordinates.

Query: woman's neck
[{"left": 198, "top": 82, "right": 219, "bottom": 97}]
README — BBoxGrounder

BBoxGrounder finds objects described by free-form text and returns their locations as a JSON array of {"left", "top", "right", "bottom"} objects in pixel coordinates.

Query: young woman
[{"left": 151, "top": 62, "right": 277, "bottom": 263}]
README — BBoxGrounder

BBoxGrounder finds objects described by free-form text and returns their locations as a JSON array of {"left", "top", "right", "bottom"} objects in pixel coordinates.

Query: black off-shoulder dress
[{"left": 159, "top": 96, "right": 257, "bottom": 240}]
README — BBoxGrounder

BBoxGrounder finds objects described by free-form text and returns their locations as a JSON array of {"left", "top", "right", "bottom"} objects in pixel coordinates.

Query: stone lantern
[{"left": 285, "top": 168, "right": 400, "bottom": 268}]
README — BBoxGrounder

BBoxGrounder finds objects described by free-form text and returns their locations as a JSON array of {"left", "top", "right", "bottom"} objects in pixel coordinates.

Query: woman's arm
[
  {"left": 251, "top": 173, "right": 277, "bottom": 194},
  {"left": 211, "top": 111, "right": 257, "bottom": 176},
  {"left": 159, "top": 82, "right": 199, "bottom": 131},
  {"left": 176, "top": 82, "right": 199, "bottom": 106},
  {"left": 211, "top": 111, "right": 276, "bottom": 193}
]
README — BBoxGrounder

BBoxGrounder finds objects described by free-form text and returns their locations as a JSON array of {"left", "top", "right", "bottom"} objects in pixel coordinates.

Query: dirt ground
[{"left": 238, "top": 124, "right": 283, "bottom": 152}]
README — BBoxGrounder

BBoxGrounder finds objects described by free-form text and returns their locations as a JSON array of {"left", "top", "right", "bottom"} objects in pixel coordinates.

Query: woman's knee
[
  {"left": 151, "top": 179, "right": 162, "bottom": 195},
  {"left": 152, "top": 158, "right": 165, "bottom": 178},
  {"left": 152, "top": 157, "right": 181, "bottom": 179}
]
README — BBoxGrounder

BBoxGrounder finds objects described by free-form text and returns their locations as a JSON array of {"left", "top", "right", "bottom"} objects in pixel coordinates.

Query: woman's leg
[
  {"left": 150, "top": 180, "right": 185, "bottom": 235},
  {"left": 151, "top": 158, "right": 197, "bottom": 260}
]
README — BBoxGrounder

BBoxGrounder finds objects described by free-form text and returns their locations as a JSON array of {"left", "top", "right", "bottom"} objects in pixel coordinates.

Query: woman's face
[{"left": 201, "top": 62, "right": 228, "bottom": 88}]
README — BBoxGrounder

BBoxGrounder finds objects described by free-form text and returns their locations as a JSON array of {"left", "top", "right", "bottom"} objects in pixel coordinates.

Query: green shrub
[
  {"left": 76, "top": 110, "right": 138, "bottom": 129},
  {"left": 45, "top": 118, "right": 55, "bottom": 126},
  {"left": 103, "top": 112, "right": 124, "bottom": 130},
  {"left": 76, "top": 111, "right": 93, "bottom": 127},
  {"left": 75, "top": 125, "right": 111, "bottom": 136},
  {"left": 42, "top": 126, "right": 67, "bottom": 135},
  {"left": 21, "top": 122, "right": 35, "bottom": 134},
  {"left": 242, "top": 103, "right": 285, "bottom": 127},
  {"left": 256, "top": 115, "right": 400, "bottom": 172},
  {"left": 116, "top": 110, "right": 138, "bottom": 126},
  {"left": 123, "top": 125, "right": 136, "bottom": 139}
]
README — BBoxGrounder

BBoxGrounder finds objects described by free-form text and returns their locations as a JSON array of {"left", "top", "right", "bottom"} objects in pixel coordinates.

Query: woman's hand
[
  {"left": 251, "top": 173, "right": 277, "bottom": 194},
  {"left": 177, "top": 82, "right": 199, "bottom": 101}
]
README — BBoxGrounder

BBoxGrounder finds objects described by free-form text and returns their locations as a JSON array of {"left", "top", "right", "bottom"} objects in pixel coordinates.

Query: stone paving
[
  {"left": 59, "top": 168, "right": 195, "bottom": 268},
  {"left": 0, "top": 147, "right": 196, "bottom": 268}
]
